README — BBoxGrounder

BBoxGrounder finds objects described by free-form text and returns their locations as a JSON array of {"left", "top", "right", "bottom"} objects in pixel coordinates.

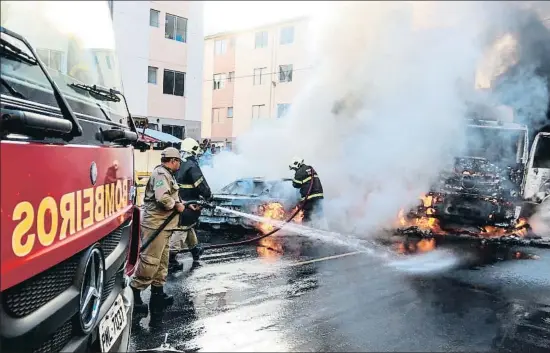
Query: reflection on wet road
[{"left": 130, "top": 233, "right": 550, "bottom": 352}]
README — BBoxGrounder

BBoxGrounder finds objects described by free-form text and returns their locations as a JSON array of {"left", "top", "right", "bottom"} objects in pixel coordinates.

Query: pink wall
[
  {"left": 210, "top": 36, "right": 236, "bottom": 140},
  {"left": 147, "top": 1, "right": 189, "bottom": 120}
]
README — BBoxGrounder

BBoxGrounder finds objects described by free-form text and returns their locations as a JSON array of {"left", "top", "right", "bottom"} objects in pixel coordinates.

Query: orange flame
[
  {"left": 416, "top": 238, "right": 436, "bottom": 252},
  {"left": 257, "top": 203, "right": 286, "bottom": 234},
  {"left": 397, "top": 208, "right": 446, "bottom": 234},
  {"left": 393, "top": 239, "right": 436, "bottom": 254},
  {"left": 397, "top": 194, "right": 529, "bottom": 238},
  {"left": 256, "top": 236, "right": 284, "bottom": 261},
  {"left": 480, "top": 217, "right": 529, "bottom": 237},
  {"left": 256, "top": 203, "right": 304, "bottom": 234}
]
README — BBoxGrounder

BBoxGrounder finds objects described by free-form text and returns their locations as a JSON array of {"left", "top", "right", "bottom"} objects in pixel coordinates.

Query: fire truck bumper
[{"left": 62, "top": 280, "right": 134, "bottom": 352}]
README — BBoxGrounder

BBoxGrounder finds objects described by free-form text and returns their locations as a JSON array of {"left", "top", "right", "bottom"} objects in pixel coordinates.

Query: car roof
[{"left": 234, "top": 177, "right": 291, "bottom": 183}]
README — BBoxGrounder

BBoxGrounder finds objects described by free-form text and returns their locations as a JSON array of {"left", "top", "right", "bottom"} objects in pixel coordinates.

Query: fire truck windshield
[{"left": 0, "top": 1, "right": 125, "bottom": 118}]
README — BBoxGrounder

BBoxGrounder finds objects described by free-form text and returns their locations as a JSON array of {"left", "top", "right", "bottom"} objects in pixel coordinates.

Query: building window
[
  {"left": 162, "top": 124, "right": 184, "bottom": 139},
  {"left": 229, "top": 37, "right": 236, "bottom": 47},
  {"left": 163, "top": 69, "right": 185, "bottom": 96},
  {"left": 227, "top": 107, "right": 233, "bottom": 118},
  {"left": 279, "top": 64, "right": 293, "bottom": 83},
  {"left": 253, "top": 67, "right": 266, "bottom": 85},
  {"left": 228, "top": 71, "right": 235, "bottom": 82},
  {"left": 280, "top": 26, "right": 294, "bottom": 45},
  {"left": 36, "top": 48, "right": 64, "bottom": 72},
  {"left": 212, "top": 108, "right": 222, "bottom": 123},
  {"left": 213, "top": 73, "right": 227, "bottom": 90},
  {"left": 105, "top": 55, "right": 112, "bottom": 70},
  {"left": 215, "top": 39, "right": 227, "bottom": 55},
  {"left": 255, "top": 31, "right": 268, "bottom": 49},
  {"left": 148, "top": 66, "right": 158, "bottom": 84},
  {"left": 150, "top": 9, "right": 160, "bottom": 27},
  {"left": 165, "top": 13, "right": 187, "bottom": 43},
  {"left": 277, "top": 103, "right": 291, "bottom": 118},
  {"left": 252, "top": 104, "right": 265, "bottom": 120}
]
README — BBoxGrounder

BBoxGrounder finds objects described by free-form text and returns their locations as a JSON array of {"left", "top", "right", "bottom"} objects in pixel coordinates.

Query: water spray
[{"left": 140, "top": 177, "right": 314, "bottom": 254}]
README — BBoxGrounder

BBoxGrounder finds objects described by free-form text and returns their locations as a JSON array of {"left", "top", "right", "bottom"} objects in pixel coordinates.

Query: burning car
[
  {"left": 198, "top": 177, "right": 303, "bottom": 231},
  {"left": 399, "top": 119, "right": 550, "bottom": 237}
]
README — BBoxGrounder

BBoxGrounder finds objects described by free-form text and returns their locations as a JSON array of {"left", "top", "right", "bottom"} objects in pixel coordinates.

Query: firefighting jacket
[
  {"left": 292, "top": 164, "right": 324, "bottom": 201},
  {"left": 175, "top": 156, "right": 212, "bottom": 201},
  {"left": 142, "top": 165, "right": 181, "bottom": 230}
]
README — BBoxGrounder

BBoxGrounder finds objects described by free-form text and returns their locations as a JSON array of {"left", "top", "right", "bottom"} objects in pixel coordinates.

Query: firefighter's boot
[
  {"left": 190, "top": 245, "right": 204, "bottom": 265},
  {"left": 131, "top": 286, "right": 148, "bottom": 314},
  {"left": 168, "top": 252, "right": 183, "bottom": 273},
  {"left": 150, "top": 285, "right": 174, "bottom": 310}
]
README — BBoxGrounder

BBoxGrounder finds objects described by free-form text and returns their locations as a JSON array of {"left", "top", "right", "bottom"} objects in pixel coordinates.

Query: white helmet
[
  {"left": 181, "top": 138, "right": 202, "bottom": 156},
  {"left": 289, "top": 156, "right": 304, "bottom": 170}
]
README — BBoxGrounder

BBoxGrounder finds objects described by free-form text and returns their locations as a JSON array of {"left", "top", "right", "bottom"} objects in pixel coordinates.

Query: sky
[{"left": 203, "top": 1, "right": 314, "bottom": 35}]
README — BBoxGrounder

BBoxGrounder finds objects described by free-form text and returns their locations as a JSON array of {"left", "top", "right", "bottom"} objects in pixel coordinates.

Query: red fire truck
[{"left": 1, "top": 2, "right": 141, "bottom": 352}]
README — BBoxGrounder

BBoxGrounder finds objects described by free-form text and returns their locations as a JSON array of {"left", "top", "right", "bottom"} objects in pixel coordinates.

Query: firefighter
[
  {"left": 169, "top": 138, "right": 213, "bottom": 272},
  {"left": 290, "top": 157, "right": 325, "bottom": 226},
  {"left": 130, "top": 147, "right": 186, "bottom": 314}
]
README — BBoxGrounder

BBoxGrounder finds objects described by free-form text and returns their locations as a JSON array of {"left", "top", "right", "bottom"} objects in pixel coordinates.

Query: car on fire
[
  {"left": 198, "top": 177, "right": 300, "bottom": 230},
  {"left": 401, "top": 117, "right": 550, "bottom": 236}
]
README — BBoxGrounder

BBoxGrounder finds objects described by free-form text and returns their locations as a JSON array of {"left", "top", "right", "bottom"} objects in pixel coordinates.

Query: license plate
[{"left": 99, "top": 294, "right": 127, "bottom": 352}]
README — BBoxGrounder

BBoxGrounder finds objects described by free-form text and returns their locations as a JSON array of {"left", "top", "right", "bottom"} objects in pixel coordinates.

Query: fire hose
[{"left": 140, "top": 171, "right": 315, "bottom": 254}]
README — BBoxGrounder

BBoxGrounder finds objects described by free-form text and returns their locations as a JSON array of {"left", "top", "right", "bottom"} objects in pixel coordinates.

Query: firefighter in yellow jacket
[{"left": 130, "top": 147, "right": 186, "bottom": 313}]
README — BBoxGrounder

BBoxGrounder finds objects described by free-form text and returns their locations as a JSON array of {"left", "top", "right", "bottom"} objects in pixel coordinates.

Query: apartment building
[
  {"left": 202, "top": 17, "right": 312, "bottom": 145},
  {"left": 112, "top": 0, "right": 204, "bottom": 140}
]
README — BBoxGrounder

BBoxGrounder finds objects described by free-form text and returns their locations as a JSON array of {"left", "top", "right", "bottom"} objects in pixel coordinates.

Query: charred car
[
  {"left": 198, "top": 177, "right": 300, "bottom": 230},
  {"left": 404, "top": 119, "right": 550, "bottom": 234}
]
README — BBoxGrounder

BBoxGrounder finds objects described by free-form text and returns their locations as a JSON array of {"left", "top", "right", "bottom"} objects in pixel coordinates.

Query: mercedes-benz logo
[
  {"left": 79, "top": 247, "right": 104, "bottom": 334},
  {"left": 90, "top": 162, "right": 98, "bottom": 185}
]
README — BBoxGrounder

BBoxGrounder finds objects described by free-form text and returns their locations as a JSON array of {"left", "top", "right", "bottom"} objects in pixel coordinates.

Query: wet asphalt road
[{"left": 129, "top": 232, "right": 550, "bottom": 352}]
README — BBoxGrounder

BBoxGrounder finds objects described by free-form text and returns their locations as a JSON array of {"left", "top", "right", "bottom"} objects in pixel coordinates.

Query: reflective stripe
[
  {"left": 194, "top": 176, "right": 204, "bottom": 187},
  {"left": 294, "top": 175, "right": 318, "bottom": 184},
  {"left": 300, "top": 193, "right": 323, "bottom": 200},
  {"left": 179, "top": 176, "right": 204, "bottom": 189}
]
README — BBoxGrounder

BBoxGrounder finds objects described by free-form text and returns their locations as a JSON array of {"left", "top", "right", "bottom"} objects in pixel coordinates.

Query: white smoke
[{"left": 204, "top": 1, "right": 549, "bottom": 235}]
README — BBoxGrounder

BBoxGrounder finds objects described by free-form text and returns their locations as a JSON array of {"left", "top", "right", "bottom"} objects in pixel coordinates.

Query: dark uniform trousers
[
  {"left": 171, "top": 156, "right": 212, "bottom": 253},
  {"left": 292, "top": 164, "right": 325, "bottom": 227}
]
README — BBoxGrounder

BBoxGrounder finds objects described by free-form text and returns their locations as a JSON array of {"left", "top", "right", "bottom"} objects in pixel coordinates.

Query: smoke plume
[{"left": 204, "top": 1, "right": 550, "bottom": 235}]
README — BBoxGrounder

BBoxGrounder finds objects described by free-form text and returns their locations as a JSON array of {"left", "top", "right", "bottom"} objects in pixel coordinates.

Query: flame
[
  {"left": 397, "top": 208, "right": 447, "bottom": 234},
  {"left": 256, "top": 203, "right": 304, "bottom": 234},
  {"left": 393, "top": 238, "right": 436, "bottom": 254},
  {"left": 396, "top": 194, "right": 530, "bottom": 238},
  {"left": 256, "top": 236, "right": 284, "bottom": 261},
  {"left": 417, "top": 238, "right": 436, "bottom": 252},
  {"left": 257, "top": 203, "right": 286, "bottom": 234},
  {"left": 480, "top": 217, "right": 529, "bottom": 237}
]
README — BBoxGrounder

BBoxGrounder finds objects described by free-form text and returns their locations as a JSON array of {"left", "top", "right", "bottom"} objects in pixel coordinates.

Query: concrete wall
[
  {"left": 203, "top": 17, "right": 310, "bottom": 142},
  {"left": 113, "top": 0, "right": 203, "bottom": 139},
  {"left": 147, "top": 1, "right": 189, "bottom": 120},
  {"left": 113, "top": 1, "right": 150, "bottom": 116},
  {"left": 185, "top": 1, "right": 205, "bottom": 123}
]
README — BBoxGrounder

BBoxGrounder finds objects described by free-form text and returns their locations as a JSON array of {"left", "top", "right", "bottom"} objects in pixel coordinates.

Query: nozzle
[{"left": 182, "top": 200, "right": 216, "bottom": 209}]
